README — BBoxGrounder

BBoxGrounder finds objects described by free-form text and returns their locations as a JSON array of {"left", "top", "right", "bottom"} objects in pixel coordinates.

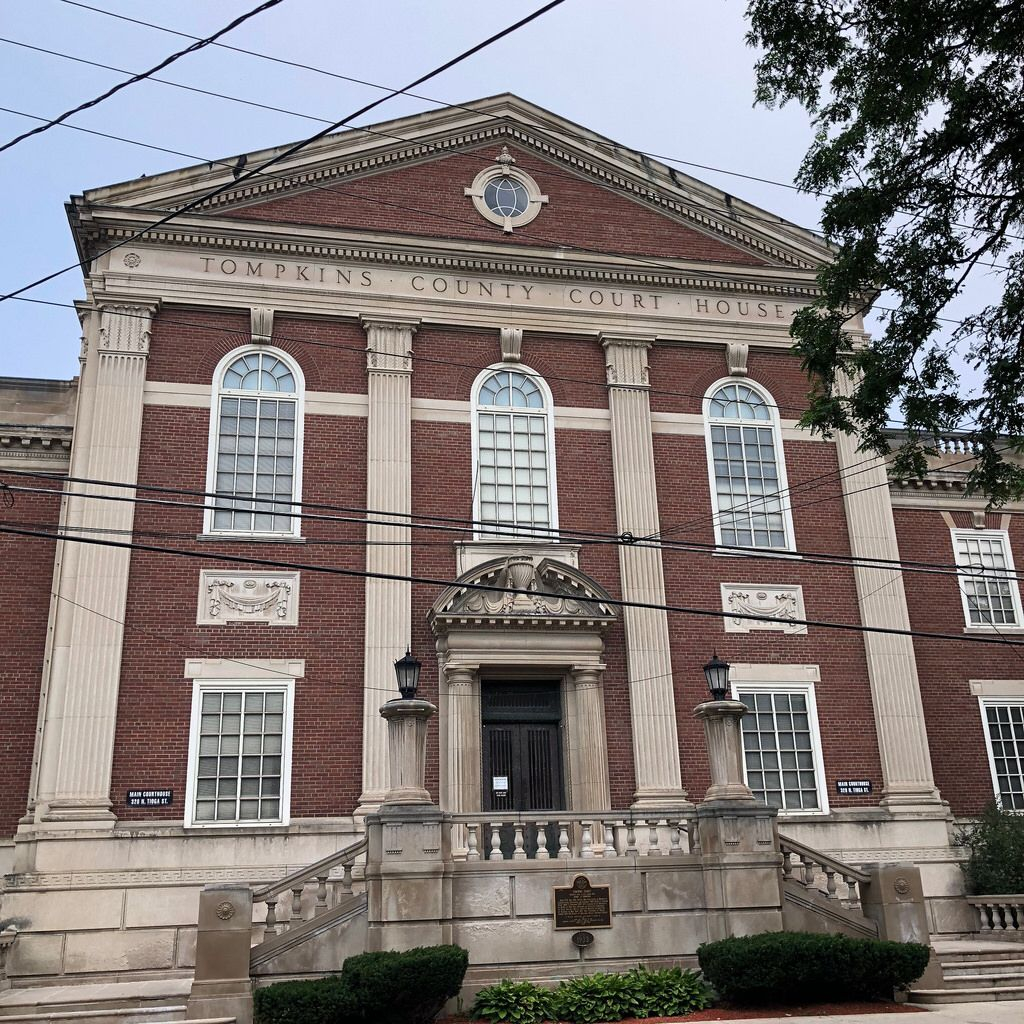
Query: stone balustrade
[
  {"left": 779, "top": 834, "right": 870, "bottom": 910},
  {"left": 968, "top": 895, "right": 1024, "bottom": 936},
  {"left": 449, "top": 811, "right": 698, "bottom": 862},
  {"left": 251, "top": 836, "right": 366, "bottom": 942}
]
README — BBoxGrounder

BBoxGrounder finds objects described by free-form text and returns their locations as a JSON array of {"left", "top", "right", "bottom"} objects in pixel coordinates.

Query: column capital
[
  {"left": 362, "top": 316, "right": 419, "bottom": 374},
  {"left": 600, "top": 332, "right": 654, "bottom": 388},
  {"left": 96, "top": 301, "right": 159, "bottom": 360}
]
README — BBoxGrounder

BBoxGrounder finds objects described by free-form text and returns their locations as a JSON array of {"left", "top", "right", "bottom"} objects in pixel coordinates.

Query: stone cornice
[{"left": 0, "top": 426, "right": 73, "bottom": 465}]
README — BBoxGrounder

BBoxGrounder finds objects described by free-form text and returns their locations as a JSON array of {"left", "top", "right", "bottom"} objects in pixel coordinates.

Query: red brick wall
[
  {"left": 895, "top": 507, "right": 1024, "bottom": 816},
  {"left": 223, "top": 145, "right": 765, "bottom": 266},
  {"left": 0, "top": 475, "right": 63, "bottom": 836}
]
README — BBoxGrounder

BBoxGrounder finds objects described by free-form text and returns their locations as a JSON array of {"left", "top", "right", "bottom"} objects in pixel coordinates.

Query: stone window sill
[
  {"left": 196, "top": 533, "right": 306, "bottom": 544},
  {"left": 964, "top": 624, "right": 1024, "bottom": 635}
]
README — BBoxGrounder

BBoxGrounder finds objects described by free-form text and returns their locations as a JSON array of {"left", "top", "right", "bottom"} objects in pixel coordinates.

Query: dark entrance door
[{"left": 481, "top": 683, "right": 564, "bottom": 857}]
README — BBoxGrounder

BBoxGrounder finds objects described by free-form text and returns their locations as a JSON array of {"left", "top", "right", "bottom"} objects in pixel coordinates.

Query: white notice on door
[{"left": 492, "top": 776, "right": 509, "bottom": 792}]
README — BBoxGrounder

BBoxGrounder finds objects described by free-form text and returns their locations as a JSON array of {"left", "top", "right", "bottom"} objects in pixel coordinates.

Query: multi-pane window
[
  {"left": 981, "top": 700, "right": 1024, "bottom": 810},
  {"left": 208, "top": 350, "right": 301, "bottom": 535},
  {"left": 952, "top": 530, "right": 1022, "bottom": 627},
  {"left": 705, "top": 382, "right": 792, "bottom": 550},
  {"left": 737, "top": 687, "right": 825, "bottom": 812},
  {"left": 474, "top": 368, "right": 556, "bottom": 537},
  {"left": 188, "top": 685, "right": 291, "bottom": 825}
]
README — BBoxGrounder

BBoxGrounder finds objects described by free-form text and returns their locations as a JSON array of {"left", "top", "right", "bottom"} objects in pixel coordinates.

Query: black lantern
[
  {"left": 703, "top": 652, "right": 731, "bottom": 702},
  {"left": 394, "top": 650, "right": 421, "bottom": 700}
]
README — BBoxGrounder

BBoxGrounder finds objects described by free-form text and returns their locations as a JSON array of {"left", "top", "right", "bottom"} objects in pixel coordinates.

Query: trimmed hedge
[
  {"left": 254, "top": 944, "right": 469, "bottom": 1024},
  {"left": 697, "top": 931, "right": 930, "bottom": 1005}
]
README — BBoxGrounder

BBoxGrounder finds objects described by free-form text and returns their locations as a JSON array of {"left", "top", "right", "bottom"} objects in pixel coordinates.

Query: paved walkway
[{"left": 736, "top": 1006, "right": 1022, "bottom": 1024}]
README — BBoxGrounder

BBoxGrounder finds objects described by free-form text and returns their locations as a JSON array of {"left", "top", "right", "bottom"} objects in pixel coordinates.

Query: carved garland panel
[
  {"left": 720, "top": 583, "right": 806, "bottom": 635},
  {"left": 197, "top": 570, "right": 300, "bottom": 626}
]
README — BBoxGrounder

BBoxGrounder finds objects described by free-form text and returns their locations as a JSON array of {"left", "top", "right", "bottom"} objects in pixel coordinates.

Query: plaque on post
[{"left": 553, "top": 875, "right": 612, "bottom": 930}]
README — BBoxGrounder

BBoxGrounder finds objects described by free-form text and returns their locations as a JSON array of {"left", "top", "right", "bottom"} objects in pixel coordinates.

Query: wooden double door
[{"left": 481, "top": 683, "right": 565, "bottom": 856}]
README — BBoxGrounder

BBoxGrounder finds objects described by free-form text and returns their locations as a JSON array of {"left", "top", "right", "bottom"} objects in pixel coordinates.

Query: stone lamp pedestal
[
  {"left": 380, "top": 698, "right": 437, "bottom": 806},
  {"left": 693, "top": 699, "right": 756, "bottom": 803}
]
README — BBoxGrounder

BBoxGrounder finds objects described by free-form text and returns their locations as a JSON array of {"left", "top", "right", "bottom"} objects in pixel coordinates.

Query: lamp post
[
  {"left": 378, "top": 650, "right": 436, "bottom": 806},
  {"left": 693, "top": 652, "right": 755, "bottom": 803}
]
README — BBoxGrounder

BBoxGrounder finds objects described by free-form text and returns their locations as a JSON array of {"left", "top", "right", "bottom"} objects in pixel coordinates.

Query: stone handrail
[
  {"left": 779, "top": 834, "right": 869, "bottom": 907},
  {"left": 0, "top": 926, "right": 17, "bottom": 986},
  {"left": 968, "top": 895, "right": 1024, "bottom": 935},
  {"left": 449, "top": 810, "right": 698, "bottom": 861},
  {"left": 251, "top": 836, "right": 367, "bottom": 942}
]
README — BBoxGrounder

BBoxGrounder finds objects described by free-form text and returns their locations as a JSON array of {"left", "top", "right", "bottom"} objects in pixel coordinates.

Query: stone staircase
[{"left": 911, "top": 939, "right": 1024, "bottom": 1003}]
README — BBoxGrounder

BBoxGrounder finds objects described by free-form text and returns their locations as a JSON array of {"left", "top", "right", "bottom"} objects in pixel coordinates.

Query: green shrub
[
  {"left": 697, "top": 932, "right": 930, "bottom": 1005},
  {"left": 553, "top": 972, "right": 640, "bottom": 1024},
  {"left": 624, "top": 966, "right": 713, "bottom": 1018},
  {"left": 254, "top": 944, "right": 469, "bottom": 1024},
  {"left": 471, "top": 979, "right": 558, "bottom": 1024},
  {"left": 955, "top": 801, "right": 1024, "bottom": 895}
]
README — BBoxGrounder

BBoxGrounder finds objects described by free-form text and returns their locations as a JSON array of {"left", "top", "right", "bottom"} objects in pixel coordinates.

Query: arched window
[
  {"left": 473, "top": 366, "right": 557, "bottom": 538},
  {"left": 205, "top": 348, "right": 303, "bottom": 536},
  {"left": 704, "top": 380, "right": 793, "bottom": 550}
]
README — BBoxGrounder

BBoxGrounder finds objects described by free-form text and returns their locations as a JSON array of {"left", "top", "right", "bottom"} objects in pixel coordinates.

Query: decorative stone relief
[
  {"left": 600, "top": 334, "right": 653, "bottom": 388},
  {"left": 197, "top": 571, "right": 299, "bottom": 626},
  {"left": 500, "top": 327, "right": 523, "bottom": 362},
  {"left": 98, "top": 303, "right": 156, "bottom": 356},
  {"left": 251, "top": 306, "right": 274, "bottom": 345},
  {"left": 726, "top": 342, "right": 748, "bottom": 376},
  {"left": 721, "top": 583, "right": 807, "bottom": 635},
  {"left": 362, "top": 316, "right": 418, "bottom": 373}
]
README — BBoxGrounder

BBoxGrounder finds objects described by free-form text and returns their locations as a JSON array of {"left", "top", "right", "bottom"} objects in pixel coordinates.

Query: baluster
[
  {"left": 557, "top": 822, "right": 571, "bottom": 859},
  {"left": 669, "top": 820, "right": 683, "bottom": 855},
  {"left": 802, "top": 857, "right": 816, "bottom": 888},
  {"left": 648, "top": 820, "right": 662, "bottom": 856},
  {"left": 535, "top": 822, "right": 550, "bottom": 860},
  {"left": 593, "top": 821, "right": 605, "bottom": 858},
  {"left": 513, "top": 824, "right": 527, "bottom": 861},
  {"left": 315, "top": 875, "right": 329, "bottom": 916},
  {"left": 489, "top": 822, "right": 503, "bottom": 861},
  {"left": 688, "top": 816, "right": 700, "bottom": 854},
  {"left": 291, "top": 885, "right": 304, "bottom": 925},
  {"left": 603, "top": 822, "right": 618, "bottom": 858},
  {"left": 1011, "top": 903, "right": 1021, "bottom": 932},
  {"left": 995, "top": 903, "right": 1008, "bottom": 932},
  {"left": 466, "top": 823, "right": 481, "bottom": 862},
  {"left": 580, "top": 821, "right": 595, "bottom": 859},
  {"left": 263, "top": 899, "right": 279, "bottom": 940},
  {"left": 781, "top": 849, "right": 793, "bottom": 881},
  {"left": 341, "top": 863, "right": 354, "bottom": 897},
  {"left": 977, "top": 903, "right": 991, "bottom": 933},
  {"left": 625, "top": 820, "right": 638, "bottom": 856},
  {"left": 845, "top": 875, "right": 859, "bottom": 906},
  {"left": 824, "top": 868, "right": 838, "bottom": 900}
]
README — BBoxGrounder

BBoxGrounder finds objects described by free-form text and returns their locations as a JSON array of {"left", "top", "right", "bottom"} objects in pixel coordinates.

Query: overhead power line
[
  {"left": 0, "top": 0, "right": 285, "bottom": 155},
  {"left": 0, "top": 0, "right": 568, "bottom": 304},
  {"left": 2, "top": 521, "right": 1021, "bottom": 648}
]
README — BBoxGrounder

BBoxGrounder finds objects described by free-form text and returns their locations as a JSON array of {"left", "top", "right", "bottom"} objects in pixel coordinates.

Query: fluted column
[
  {"left": 569, "top": 667, "right": 611, "bottom": 809},
  {"left": 357, "top": 317, "right": 418, "bottom": 813},
  {"left": 443, "top": 666, "right": 481, "bottom": 814},
  {"left": 834, "top": 375, "right": 942, "bottom": 809},
  {"left": 601, "top": 333, "right": 688, "bottom": 809},
  {"left": 37, "top": 301, "right": 158, "bottom": 825}
]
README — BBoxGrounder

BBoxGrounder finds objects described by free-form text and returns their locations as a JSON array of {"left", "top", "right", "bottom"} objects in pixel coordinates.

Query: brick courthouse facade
[{"left": 1, "top": 95, "right": 1023, "bottom": 986}]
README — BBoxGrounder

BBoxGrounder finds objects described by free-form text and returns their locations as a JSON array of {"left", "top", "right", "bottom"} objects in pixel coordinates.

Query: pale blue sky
[{"left": 0, "top": 0, "right": 988, "bottom": 397}]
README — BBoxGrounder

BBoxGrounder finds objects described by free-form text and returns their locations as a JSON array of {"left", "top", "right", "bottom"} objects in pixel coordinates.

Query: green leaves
[
  {"left": 955, "top": 801, "right": 1024, "bottom": 895},
  {"left": 471, "top": 980, "right": 558, "bottom": 1024},
  {"left": 746, "top": 0, "right": 1024, "bottom": 503}
]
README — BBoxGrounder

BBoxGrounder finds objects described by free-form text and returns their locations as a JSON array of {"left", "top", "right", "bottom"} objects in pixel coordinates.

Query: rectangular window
[
  {"left": 185, "top": 681, "right": 293, "bottom": 827},
  {"left": 735, "top": 683, "right": 828, "bottom": 813},
  {"left": 952, "top": 530, "right": 1022, "bottom": 627},
  {"left": 477, "top": 410, "right": 550, "bottom": 534},
  {"left": 980, "top": 698, "right": 1024, "bottom": 810}
]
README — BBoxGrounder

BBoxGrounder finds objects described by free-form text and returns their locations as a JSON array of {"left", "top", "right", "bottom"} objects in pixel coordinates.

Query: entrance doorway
[{"left": 481, "top": 683, "right": 564, "bottom": 856}]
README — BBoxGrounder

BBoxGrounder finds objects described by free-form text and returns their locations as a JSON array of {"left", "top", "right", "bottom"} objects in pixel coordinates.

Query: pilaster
[
  {"left": 600, "top": 333, "right": 687, "bottom": 809},
  {"left": 35, "top": 302, "right": 158, "bottom": 827},
  {"left": 358, "top": 316, "right": 418, "bottom": 814},
  {"left": 568, "top": 667, "right": 612, "bottom": 809},
  {"left": 833, "top": 375, "right": 943, "bottom": 811}
]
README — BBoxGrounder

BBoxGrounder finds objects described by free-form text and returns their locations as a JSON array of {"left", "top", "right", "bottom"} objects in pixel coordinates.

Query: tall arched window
[
  {"left": 205, "top": 348, "right": 304, "bottom": 536},
  {"left": 704, "top": 380, "right": 793, "bottom": 550},
  {"left": 473, "top": 366, "right": 557, "bottom": 539}
]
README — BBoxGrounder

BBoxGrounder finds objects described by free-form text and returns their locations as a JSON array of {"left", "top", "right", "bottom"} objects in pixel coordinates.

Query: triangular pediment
[
  {"left": 429, "top": 554, "right": 617, "bottom": 633},
  {"left": 76, "top": 94, "right": 831, "bottom": 273}
]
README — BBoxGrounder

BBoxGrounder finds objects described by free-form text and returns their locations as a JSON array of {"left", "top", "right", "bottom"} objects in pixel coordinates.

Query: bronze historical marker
[{"left": 553, "top": 875, "right": 612, "bottom": 930}]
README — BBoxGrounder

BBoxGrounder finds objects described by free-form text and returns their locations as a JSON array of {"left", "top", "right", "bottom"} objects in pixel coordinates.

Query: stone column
[
  {"left": 358, "top": 316, "right": 418, "bottom": 814},
  {"left": 380, "top": 698, "right": 437, "bottom": 807},
  {"left": 568, "top": 667, "right": 612, "bottom": 809},
  {"left": 35, "top": 301, "right": 158, "bottom": 826},
  {"left": 693, "top": 700, "right": 756, "bottom": 803},
  {"left": 601, "top": 333, "right": 687, "bottom": 809},
  {"left": 833, "top": 375, "right": 942, "bottom": 810},
  {"left": 442, "top": 665, "right": 481, "bottom": 815}
]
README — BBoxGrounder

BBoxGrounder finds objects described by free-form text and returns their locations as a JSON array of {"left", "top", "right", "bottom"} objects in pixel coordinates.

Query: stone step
[
  {"left": 940, "top": 972, "right": 1024, "bottom": 990},
  {"left": 944, "top": 959, "right": 1024, "bottom": 977},
  {"left": 911, "top": 984, "right": 1024, "bottom": 1004},
  {"left": 0, "top": 980, "right": 205, "bottom": 1023}
]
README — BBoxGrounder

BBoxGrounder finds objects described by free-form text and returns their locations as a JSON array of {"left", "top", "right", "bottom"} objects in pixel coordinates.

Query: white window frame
[
  {"left": 464, "top": 159, "right": 548, "bottom": 233},
  {"left": 203, "top": 345, "right": 305, "bottom": 539},
  {"left": 703, "top": 377, "right": 796, "bottom": 553},
  {"left": 978, "top": 694, "right": 1024, "bottom": 811},
  {"left": 183, "top": 677, "right": 295, "bottom": 828},
  {"left": 471, "top": 362, "right": 559, "bottom": 542},
  {"left": 951, "top": 528, "right": 1024, "bottom": 631},
  {"left": 730, "top": 670, "right": 829, "bottom": 816}
]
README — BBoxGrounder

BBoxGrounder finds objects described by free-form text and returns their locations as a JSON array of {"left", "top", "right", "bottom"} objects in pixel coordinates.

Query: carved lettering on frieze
[
  {"left": 197, "top": 570, "right": 299, "bottom": 626},
  {"left": 721, "top": 583, "right": 807, "bottom": 635}
]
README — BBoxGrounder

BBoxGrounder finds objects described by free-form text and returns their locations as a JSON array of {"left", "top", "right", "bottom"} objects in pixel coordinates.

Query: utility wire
[
  {"left": 0, "top": 0, "right": 285, "bottom": 155},
  {"left": 2, "top": 521, "right": 1022, "bottom": 648},
  {"left": 0, "top": 0, "right": 569, "bottom": 304}
]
